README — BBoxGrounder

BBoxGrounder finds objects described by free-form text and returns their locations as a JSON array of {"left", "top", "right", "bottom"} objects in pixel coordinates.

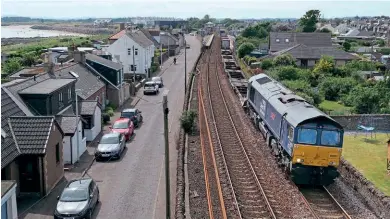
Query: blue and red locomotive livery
[{"left": 245, "top": 74, "right": 344, "bottom": 185}]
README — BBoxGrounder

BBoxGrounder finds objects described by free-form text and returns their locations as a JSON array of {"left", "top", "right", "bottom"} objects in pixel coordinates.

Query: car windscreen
[
  {"left": 100, "top": 135, "right": 119, "bottom": 144},
  {"left": 144, "top": 83, "right": 155, "bottom": 88},
  {"left": 152, "top": 77, "right": 161, "bottom": 82},
  {"left": 60, "top": 188, "right": 88, "bottom": 202},
  {"left": 113, "top": 121, "right": 128, "bottom": 129},
  {"left": 121, "top": 112, "right": 135, "bottom": 118}
]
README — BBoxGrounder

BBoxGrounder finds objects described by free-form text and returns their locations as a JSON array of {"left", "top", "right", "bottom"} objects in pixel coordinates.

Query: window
[
  {"left": 68, "top": 88, "right": 72, "bottom": 102},
  {"left": 297, "top": 128, "right": 317, "bottom": 145},
  {"left": 59, "top": 93, "right": 63, "bottom": 102},
  {"left": 56, "top": 143, "right": 60, "bottom": 163},
  {"left": 127, "top": 48, "right": 131, "bottom": 55},
  {"left": 321, "top": 130, "right": 340, "bottom": 146},
  {"left": 288, "top": 126, "right": 294, "bottom": 141},
  {"left": 135, "top": 48, "right": 138, "bottom": 55},
  {"left": 249, "top": 85, "right": 255, "bottom": 102},
  {"left": 82, "top": 116, "right": 94, "bottom": 129},
  {"left": 285, "top": 39, "right": 289, "bottom": 43},
  {"left": 275, "top": 38, "right": 280, "bottom": 42},
  {"left": 131, "top": 65, "right": 137, "bottom": 72}
]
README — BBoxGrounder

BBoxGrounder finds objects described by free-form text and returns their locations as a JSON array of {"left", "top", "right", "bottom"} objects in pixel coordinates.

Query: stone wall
[
  {"left": 332, "top": 114, "right": 390, "bottom": 131},
  {"left": 339, "top": 159, "right": 390, "bottom": 218}
]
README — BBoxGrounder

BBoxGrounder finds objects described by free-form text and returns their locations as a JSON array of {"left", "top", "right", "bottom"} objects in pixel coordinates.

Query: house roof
[
  {"left": 8, "top": 116, "right": 61, "bottom": 154},
  {"left": 357, "top": 30, "right": 375, "bottom": 37},
  {"left": 55, "top": 63, "right": 106, "bottom": 100},
  {"left": 1, "top": 88, "right": 26, "bottom": 168},
  {"left": 108, "top": 30, "right": 126, "bottom": 40},
  {"left": 269, "top": 32, "right": 332, "bottom": 52},
  {"left": 269, "top": 44, "right": 358, "bottom": 60},
  {"left": 139, "top": 28, "right": 160, "bottom": 47},
  {"left": 79, "top": 100, "right": 101, "bottom": 115},
  {"left": 85, "top": 53, "right": 122, "bottom": 71},
  {"left": 18, "top": 78, "right": 75, "bottom": 95},
  {"left": 57, "top": 115, "right": 82, "bottom": 134},
  {"left": 126, "top": 30, "right": 154, "bottom": 48},
  {"left": 148, "top": 29, "right": 160, "bottom": 37}
]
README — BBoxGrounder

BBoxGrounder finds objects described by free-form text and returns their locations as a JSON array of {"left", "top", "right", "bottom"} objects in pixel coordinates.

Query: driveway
[{"left": 86, "top": 35, "right": 202, "bottom": 219}]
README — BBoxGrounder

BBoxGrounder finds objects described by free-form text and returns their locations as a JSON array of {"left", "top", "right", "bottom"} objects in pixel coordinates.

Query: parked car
[
  {"left": 110, "top": 118, "right": 134, "bottom": 141},
  {"left": 143, "top": 81, "right": 159, "bottom": 95},
  {"left": 151, "top": 76, "right": 164, "bottom": 87},
  {"left": 95, "top": 133, "right": 126, "bottom": 160},
  {"left": 54, "top": 178, "right": 99, "bottom": 219},
  {"left": 120, "top": 108, "right": 143, "bottom": 128}
]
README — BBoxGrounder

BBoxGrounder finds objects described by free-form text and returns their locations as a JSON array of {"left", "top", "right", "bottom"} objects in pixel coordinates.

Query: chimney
[
  {"left": 74, "top": 50, "right": 86, "bottom": 64},
  {"left": 45, "top": 52, "right": 56, "bottom": 78},
  {"left": 120, "top": 23, "right": 125, "bottom": 31}
]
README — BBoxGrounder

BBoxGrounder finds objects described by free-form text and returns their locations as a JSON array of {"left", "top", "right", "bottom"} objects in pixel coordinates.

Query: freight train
[{"left": 245, "top": 74, "right": 344, "bottom": 186}]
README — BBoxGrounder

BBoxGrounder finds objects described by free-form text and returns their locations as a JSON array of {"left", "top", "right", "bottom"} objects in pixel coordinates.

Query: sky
[{"left": 1, "top": 0, "right": 389, "bottom": 19}]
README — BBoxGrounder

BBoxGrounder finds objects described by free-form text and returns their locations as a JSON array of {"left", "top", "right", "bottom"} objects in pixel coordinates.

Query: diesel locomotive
[{"left": 245, "top": 74, "right": 344, "bottom": 185}]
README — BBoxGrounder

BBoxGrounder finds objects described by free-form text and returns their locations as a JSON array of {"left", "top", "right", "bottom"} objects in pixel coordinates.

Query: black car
[
  {"left": 54, "top": 178, "right": 99, "bottom": 219},
  {"left": 120, "top": 108, "right": 143, "bottom": 127}
]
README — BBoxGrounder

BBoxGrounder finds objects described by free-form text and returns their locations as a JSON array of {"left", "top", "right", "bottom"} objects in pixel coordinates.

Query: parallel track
[
  {"left": 300, "top": 186, "right": 352, "bottom": 219},
  {"left": 199, "top": 35, "right": 277, "bottom": 219}
]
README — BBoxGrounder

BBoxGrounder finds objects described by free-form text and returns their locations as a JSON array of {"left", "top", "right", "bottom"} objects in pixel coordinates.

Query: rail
[{"left": 199, "top": 35, "right": 276, "bottom": 219}]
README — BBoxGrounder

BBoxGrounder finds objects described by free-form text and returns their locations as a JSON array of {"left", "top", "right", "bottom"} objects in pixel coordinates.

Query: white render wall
[
  {"left": 1, "top": 183, "right": 18, "bottom": 219},
  {"left": 62, "top": 136, "right": 72, "bottom": 164},
  {"left": 85, "top": 107, "right": 102, "bottom": 141}
]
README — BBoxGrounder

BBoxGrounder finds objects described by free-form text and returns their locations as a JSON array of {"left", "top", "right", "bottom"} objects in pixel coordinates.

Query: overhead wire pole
[
  {"left": 162, "top": 92, "right": 171, "bottom": 219},
  {"left": 184, "top": 38, "right": 187, "bottom": 94}
]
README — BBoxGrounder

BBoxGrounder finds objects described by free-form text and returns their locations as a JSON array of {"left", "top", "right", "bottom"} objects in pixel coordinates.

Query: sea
[{"left": 1, "top": 25, "right": 87, "bottom": 38}]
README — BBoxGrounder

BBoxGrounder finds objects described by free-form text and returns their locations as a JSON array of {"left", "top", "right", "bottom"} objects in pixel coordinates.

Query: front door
[{"left": 18, "top": 156, "right": 41, "bottom": 194}]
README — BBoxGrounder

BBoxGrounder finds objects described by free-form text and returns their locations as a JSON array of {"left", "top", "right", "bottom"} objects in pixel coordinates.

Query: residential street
[{"left": 86, "top": 35, "right": 201, "bottom": 219}]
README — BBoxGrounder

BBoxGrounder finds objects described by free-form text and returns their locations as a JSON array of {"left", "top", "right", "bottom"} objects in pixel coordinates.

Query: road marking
[{"left": 152, "top": 157, "right": 165, "bottom": 219}]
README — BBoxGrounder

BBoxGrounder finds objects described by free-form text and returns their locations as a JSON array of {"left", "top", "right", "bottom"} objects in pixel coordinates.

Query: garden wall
[{"left": 332, "top": 114, "right": 390, "bottom": 131}]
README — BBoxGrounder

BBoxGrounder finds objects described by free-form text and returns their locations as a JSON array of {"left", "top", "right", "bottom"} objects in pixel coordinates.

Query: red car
[{"left": 110, "top": 118, "right": 134, "bottom": 141}]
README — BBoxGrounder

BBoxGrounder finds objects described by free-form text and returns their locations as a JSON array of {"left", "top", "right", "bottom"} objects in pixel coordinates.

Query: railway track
[
  {"left": 300, "top": 186, "right": 352, "bottom": 219},
  {"left": 199, "top": 36, "right": 277, "bottom": 219}
]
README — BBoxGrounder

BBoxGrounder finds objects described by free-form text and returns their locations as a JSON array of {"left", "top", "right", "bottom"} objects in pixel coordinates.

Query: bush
[
  {"left": 277, "top": 66, "right": 300, "bottom": 81},
  {"left": 261, "top": 59, "right": 273, "bottom": 70},
  {"left": 102, "top": 113, "right": 110, "bottom": 124},
  {"left": 273, "top": 54, "right": 296, "bottom": 66},
  {"left": 180, "top": 110, "right": 197, "bottom": 134},
  {"left": 105, "top": 107, "right": 114, "bottom": 117},
  {"left": 237, "top": 42, "right": 255, "bottom": 58},
  {"left": 319, "top": 77, "right": 357, "bottom": 101}
]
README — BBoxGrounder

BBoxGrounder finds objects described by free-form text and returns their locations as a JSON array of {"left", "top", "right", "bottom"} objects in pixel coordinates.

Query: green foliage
[
  {"left": 261, "top": 59, "right": 273, "bottom": 70},
  {"left": 180, "top": 110, "right": 197, "bottom": 134},
  {"left": 342, "top": 41, "right": 351, "bottom": 51},
  {"left": 377, "top": 39, "right": 386, "bottom": 47},
  {"left": 299, "top": 10, "right": 321, "bottom": 32},
  {"left": 2, "top": 57, "right": 22, "bottom": 75},
  {"left": 277, "top": 66, "right": 300, "bottom": 81},
  {"left": 273, "top": 54, "right": 296, "bottom": 67},
  {"left": 343, "top": 85, "right": 381, "bottom": 114},
  {"left": 379, "top": 48, "right": 390, "bottom": 55},
  {"left": 238, "top": 42, "right": 255, "bottom": 58},
  {"left": 319, "top": 28, "right": 331, "bottom": 33},
  {"left": 105, "top": 107, "right": 115, "bottom": 117},
  {"left": 319, "top": 77, "right": 358, "bottom": 101}
]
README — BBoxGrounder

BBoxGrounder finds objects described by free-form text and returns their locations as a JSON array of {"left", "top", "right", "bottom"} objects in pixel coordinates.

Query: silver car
[
  {"left": 95, "top": 133, "right": 126, "bottom": 160},
  {"left": 151, "top": 76, "right": 164, "bottom": 87},
  {"left": 143, "top": 81, "right": 159, "bottom": 95}
]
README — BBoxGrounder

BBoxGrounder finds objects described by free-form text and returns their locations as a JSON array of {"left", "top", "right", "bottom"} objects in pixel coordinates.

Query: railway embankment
[{"left": 30, "top": 25, "right": 116, "bottom": 35}]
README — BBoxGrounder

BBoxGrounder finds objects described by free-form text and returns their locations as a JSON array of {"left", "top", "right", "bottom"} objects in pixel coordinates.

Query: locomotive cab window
[
  {"left": 297, "top": 128, "right": 317, "bottom": 145},
  {"left": 321, "top": 130, "right": 340, "bottom": 146},
  {"left": 288, "top": 126, "right": 294, "bottom": 141}
]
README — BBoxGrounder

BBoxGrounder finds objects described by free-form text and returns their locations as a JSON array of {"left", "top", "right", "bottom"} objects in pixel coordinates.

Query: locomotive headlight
[
  {"left": 297, "top": 158, "right": 304, "bottom": 163},
  {"left": 329, "top": 161, "right": 335, "bottom": 166}
]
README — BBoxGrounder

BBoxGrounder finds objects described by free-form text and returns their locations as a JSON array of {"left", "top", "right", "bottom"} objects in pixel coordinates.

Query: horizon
[{"left": 1, "top": 0, "right": 389, "bottom": 20}]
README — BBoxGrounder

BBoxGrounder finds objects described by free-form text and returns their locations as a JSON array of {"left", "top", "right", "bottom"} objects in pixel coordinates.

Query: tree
[
  {"left": 241, "top": 26, "right": 258, "bottom": 38},
  {"left": 237, "top": 42, "right": 255, "bottom": 58},
  {"left": 261, "top": 59, "right": 273, "bottom": 70},
  {"left": 319, "top": 28, "right": 331, "bottom": 33},
  {"left": 21, "top": 53, "right": 36, "bottom": 66},
  {"left": 299, "top": 10, "right": 321, "bottom": 32},
  {"left": 273, "top": 54, "right": 296, "bottom": 66},
  {"left": 2, "top": 58, "right": 22, "bottom": 75},
  {"left": 344, "top": 86, "right": 381, "bottom": 114},
  {"left": 342, "top": 41, "right": 351, "bottom": 51},
  {"left": 313, "top": 55, "right": 335, "bottom": 75},
  {"left": 277, "top": 66, "right": 300, "bottom": 81},
  {"left": 319, "top": 77, "right": 357, "bottom": 101}
]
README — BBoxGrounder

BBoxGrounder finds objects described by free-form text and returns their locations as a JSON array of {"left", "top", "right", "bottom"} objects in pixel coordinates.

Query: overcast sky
[{"left": 1, "top": 0, "right": 389, "bottom": 19}]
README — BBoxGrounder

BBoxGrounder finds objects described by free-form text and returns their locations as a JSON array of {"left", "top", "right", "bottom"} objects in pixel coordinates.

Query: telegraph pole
[
  {"left": 184, "top": 38, "right": 187, "bottom": 94},
  {"left": 163, "top": 93, "right": 171, "bottom": 219}
]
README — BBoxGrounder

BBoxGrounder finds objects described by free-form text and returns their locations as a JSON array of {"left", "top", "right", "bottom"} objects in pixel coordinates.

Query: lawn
[
  {"left": 319, "top": 100, "right": 351, "bottom": 115},
  {"left": 342, "top": 133, "right": 390, "bottom": 196}
]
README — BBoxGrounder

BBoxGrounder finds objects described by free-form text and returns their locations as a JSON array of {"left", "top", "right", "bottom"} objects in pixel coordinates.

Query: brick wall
[{"left": 331, "top": 114, "right": 390, "bottom": 131}]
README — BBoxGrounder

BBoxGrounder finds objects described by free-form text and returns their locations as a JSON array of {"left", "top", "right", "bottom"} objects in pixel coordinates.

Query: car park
[
  {"left": 95, "top": 133, "right": 126, "bottom": 160},
  {"left": 110, "top": 118, "right": 134, "bottom": 141},
  {"left": 120, "top": 108, "right": 143, "bottom": 128},
  {"left": 54, "top": 178, "right": 99, "bottom": 219},
  {"left": 143, "top": 81, "right": 159, "bottom": 95},
  {"left": 151, "top": 76, "right": 164, "bottom": 87}
]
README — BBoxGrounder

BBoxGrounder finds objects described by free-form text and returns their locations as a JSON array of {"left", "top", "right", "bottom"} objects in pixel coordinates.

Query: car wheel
[
  {"left": 87, "top": 209, "right": 93, "bottom": 219},
  {"left": 97, "top": 190, "right": 100, "bottom": 203}
]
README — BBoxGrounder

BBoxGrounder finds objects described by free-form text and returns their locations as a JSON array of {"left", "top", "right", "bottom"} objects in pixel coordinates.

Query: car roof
[
  {"left": 145, "top": 81, "right": 155, "bottom": 84},
  {"left": 152, "top": 77, "right": 161, "bottom": 80},
  {"left": 122, "top": 108, "right": 136, "bottom": 112},
  {"left": 67, "top": 178, "right": 92, "bottom": 188},
  {"left": 102, "top": 132, "right": 121, "bottom": 138}
]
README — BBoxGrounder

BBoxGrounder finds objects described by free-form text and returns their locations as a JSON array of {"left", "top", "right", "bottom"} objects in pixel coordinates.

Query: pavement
[{"left": 17, "top": 34, "right": 202, "bottom": 219}]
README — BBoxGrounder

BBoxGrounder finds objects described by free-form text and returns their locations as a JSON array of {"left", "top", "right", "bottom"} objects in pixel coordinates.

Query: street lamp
[{"left": 75, "top": 88, "right": 82, "bottom": 163}]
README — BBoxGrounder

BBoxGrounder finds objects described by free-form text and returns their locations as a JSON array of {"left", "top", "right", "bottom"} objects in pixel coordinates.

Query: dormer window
[
  {"left": 285, "top": 39, "right": 289, "bottom": 43},
  {"left": 127, "top": 48, "right": 131, "bottom": 55},
  {"left": 135, "top": 48, "right": 138, "bottom": 55},
  {"left": 68, "top": 88, "right": 72, "bottom": 102},
  {"left": 276, "top": 39, "right": 280, "bottom": 43},
  {"left": 59, "top": 92, "right": 63, "bottom": 103}
]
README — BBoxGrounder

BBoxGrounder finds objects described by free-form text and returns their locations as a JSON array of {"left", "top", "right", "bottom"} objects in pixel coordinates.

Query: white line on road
[{"left": 152, "top": 157, "right": 165, "bottom": 219}]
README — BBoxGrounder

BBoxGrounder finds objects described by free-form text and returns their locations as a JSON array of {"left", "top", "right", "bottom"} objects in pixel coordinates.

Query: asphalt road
[{"left": 87, "top": 35, "right": 202, "bottom": 219}]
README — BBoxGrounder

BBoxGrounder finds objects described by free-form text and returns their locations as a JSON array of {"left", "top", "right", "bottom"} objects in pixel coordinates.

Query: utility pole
[
  {"left": 160, "top": 32, "right": 163, "bottom": 69},
  {"left": 75, "top": 89, "right": 81, "bottom": 164},
  {"left": 184, "top": 38, "right": 187, "bottom": 94},
  {"left": 132, "top": 45, "right": 136, "bottom": 82},
  {"left": 163, "top": 93, "right": 170, "bottom": 219}
]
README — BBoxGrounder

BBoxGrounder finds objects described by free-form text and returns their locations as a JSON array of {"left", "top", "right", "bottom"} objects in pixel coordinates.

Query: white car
[
  {"left": 143, "top": 81, "right": 159, "bottom": 95},
  {"left": 151, "top": 76, "right": 164, "bottom": 88}
]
